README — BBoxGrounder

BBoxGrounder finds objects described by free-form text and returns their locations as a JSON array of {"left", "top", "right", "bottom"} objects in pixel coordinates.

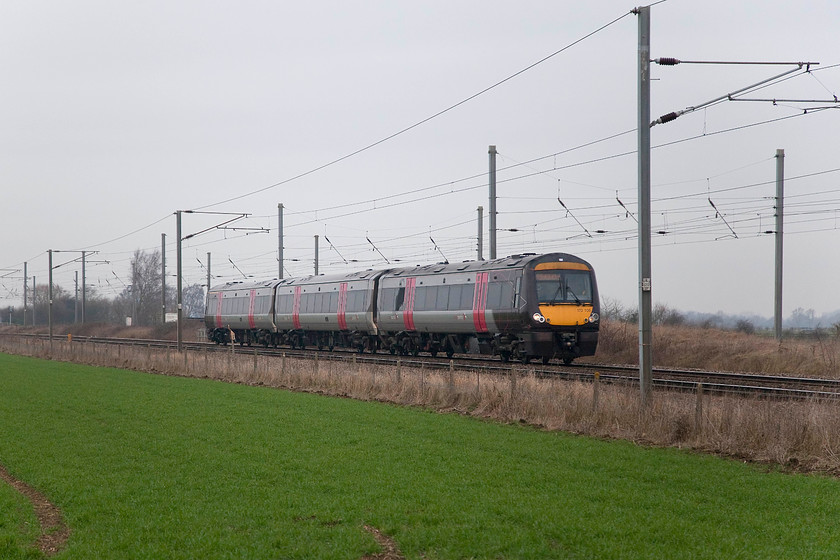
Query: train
[{"left": 204, "top": 252, "right": 599, "bottom": 364}]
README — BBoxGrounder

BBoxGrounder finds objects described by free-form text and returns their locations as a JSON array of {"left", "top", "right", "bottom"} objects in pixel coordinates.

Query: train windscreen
[{"left": 535, "top": 270, "right": 592, "bottom": 305}]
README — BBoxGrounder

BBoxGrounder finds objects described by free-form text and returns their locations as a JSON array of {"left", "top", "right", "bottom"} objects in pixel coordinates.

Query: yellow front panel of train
[{"left": 539, "top": 304, "right": 594, "bottom": 326}]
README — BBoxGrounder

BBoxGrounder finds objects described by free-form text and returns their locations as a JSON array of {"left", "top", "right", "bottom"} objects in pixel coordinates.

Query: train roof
[
  {"left": 382, "top": 252, "right": 592, "bottom": 277},
  {"left": 208, "top": 279, "right": 278, "bottom": 293},
  {"left": 275, "top": 268, "right": 384, "bottom": 286},
  {"left": 208, "top": 253, "right": 593, "bottom": 293}
]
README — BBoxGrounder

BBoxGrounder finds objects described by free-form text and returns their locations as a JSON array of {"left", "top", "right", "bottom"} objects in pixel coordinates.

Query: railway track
[{"left": 5, "top": 332, "right": 840, "bottom": 400}]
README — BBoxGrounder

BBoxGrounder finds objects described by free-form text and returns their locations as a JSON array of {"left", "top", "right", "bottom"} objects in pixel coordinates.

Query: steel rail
[{"left": 3, "top": 332, "right": 839, "bottom": 400}]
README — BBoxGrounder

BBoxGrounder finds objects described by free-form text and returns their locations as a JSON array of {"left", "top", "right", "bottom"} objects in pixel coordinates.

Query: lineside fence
[{"left": 2, "top": 333, "right": 840, "bottom": 474}]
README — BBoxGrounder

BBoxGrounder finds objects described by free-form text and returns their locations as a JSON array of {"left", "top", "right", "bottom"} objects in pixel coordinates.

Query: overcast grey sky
[{"left": 1, "top": 1, "right": 838, "bottom": 319}]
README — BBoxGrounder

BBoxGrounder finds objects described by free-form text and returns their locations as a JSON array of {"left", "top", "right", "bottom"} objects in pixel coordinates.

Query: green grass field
[
  {"left": 1, "top": 352, "right": 840, "bottom": 559},
  {"left": 0, "top": 475, "right": 41, "bottom": 560}
]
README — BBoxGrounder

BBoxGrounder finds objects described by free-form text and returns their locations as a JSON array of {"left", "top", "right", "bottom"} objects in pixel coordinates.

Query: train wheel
[
  {"left": 563, "top": 357, "right": 574, "bottom": 365},
  {"left": 541, "top": 356, "right": 551, "bottom": 365},
  {"left": 499, "top": 351, "right": 510, "bottom": 362}
]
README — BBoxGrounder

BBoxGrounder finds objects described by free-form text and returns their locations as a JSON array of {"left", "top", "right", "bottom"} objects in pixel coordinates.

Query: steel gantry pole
[
  {"left": 278, "top": 203, "right": 284, "bottom": 279},
  {"left": 477, "top": 206, "right": 484, "bottom": 261},
  {"left": 81, "top": 251, "right": 87, "bottom": 323},
  {"left": 48, "top": 250, "right": 53, "bottom": 343},
  {"left": 162, "top": 233, "right": 167, "bottom": 324},
  {"left": 314, "top": 235, "right": 319, "bottom": 276},
  {"left": 176, "top": 211, "right": 183, "bottom": 351},
  {"left": 636, "top": 6, "right": 653, "bottom": 404},
  {"left": 23, "top": 262, "right": 27, "bottom": 327},
  {"left": 774, "top": 149, "right": 785, "bottom": 340},
  {"left": 489, "top": 145, "right": 497, "bottom": 260}
]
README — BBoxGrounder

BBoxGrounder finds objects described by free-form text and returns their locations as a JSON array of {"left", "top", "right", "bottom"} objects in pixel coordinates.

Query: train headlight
[
  {"left": 588, "top": 312, "right": 600, "bottom": 324},
  {"left": 532, "top": 312, "right": 546, "bottom": 324}
]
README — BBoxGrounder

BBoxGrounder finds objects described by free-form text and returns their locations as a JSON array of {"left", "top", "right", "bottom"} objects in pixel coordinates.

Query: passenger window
[
  {"left": 396, "top": 287, "right": 405, "bottom": 311},
  {"left": 380, "top": 288, "right": 395, "bottom": 312},
  {"left": 487, "top": 283, "right": 502, "bottom": 309},
  {"left": 460, "top": 284, "right": 475, "bottom": 310},
  {"left": 414, "top": 287, "right": 427, "bottom": 311},
  {"left": 425, "top": 286, "right": 438, "bottom": 311},
  {"left": 435, "top": 286, "right": 450, "bottom": 310}
]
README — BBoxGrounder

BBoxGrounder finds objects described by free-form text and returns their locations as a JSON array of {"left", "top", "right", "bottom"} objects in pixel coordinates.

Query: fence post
[
  {"left": 396, "top": 358, "right": 401, "bottom": 384},
  {"left": 694, "top": 383, "right": 704, "bottom": 434},
  {"left": 281, "top": 352, "right": 287, "bottom": 381},
  {"left": 253, "top": 348, "right": 258, "bottom": 376},
  {"left": 449, "top": 360, "right": 455, "bottom": 395},
  {"left": 510, "top": 365, "right": 517, "bottom": 403},
  {"left": 592, "top": 372, "right": 600, "bottom": 414}
]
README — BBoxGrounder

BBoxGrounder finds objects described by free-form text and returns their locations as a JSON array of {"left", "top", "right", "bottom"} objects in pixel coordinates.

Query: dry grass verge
[
  {"left": 4, "top": 334, "right": 840, "bottom": 477},
  {"left": 591, "top": 320, "right": 840, "bottom": 377}
]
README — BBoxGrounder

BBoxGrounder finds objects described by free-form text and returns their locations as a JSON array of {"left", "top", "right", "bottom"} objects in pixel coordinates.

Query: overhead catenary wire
[
  {"left": 651, "top": 64, "right": 812, "bottom": 126},
  {"left": 5, "top": 65, "right": 839, "bottom": 302},
  {"left": 16, "top": 94, "right": 828, "bottom": 287},
  {"left": 190, "top": 9, "right": 633, "bottom": 211},
  {"left": 272, "top": 111, "right": 828, "bottom": 231}
]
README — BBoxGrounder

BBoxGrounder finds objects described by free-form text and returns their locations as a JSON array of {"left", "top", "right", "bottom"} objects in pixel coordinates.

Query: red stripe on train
[
  {"left": 248, "top": 290, "right": 256, "bottom": 329},
  {"left": 337, "top": 283, "right": 348, "bottom": 330},
  {"left": 292, "top": 286, "right": 301, "bottom": 329},
  {"left": 472, "top": 273, "right": 488, "bottom": 333},
  {"left": 403, "top": 278, "right": 416, "bottom": 331}
]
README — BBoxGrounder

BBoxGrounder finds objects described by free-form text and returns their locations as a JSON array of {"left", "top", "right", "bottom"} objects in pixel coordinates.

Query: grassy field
[
  {"left": 0, "top": 477, "right": 40, "bottom": 560},
  {"left": 2, "top": 353, "right": 840, "bottom": 559}
]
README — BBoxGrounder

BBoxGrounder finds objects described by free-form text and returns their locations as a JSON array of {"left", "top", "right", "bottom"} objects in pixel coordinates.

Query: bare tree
[
  {"left": 181, "top": 284, "right": 205, "bottom": 319},
  {"left": 128, "top": 249, "right": 163, "bottom": 326}
]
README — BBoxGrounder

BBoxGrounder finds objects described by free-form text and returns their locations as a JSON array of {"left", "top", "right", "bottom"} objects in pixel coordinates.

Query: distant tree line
[
  {"left": 3, "top": 249, "right": 205, "bottom": 327},
  {"left": 600, "top": 297, "right": 840, "bottom": 338}
]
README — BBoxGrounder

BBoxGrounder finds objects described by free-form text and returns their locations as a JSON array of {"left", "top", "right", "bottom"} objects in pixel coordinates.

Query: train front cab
[{"left": 522, "top": 255, "right": 599, "bottom": 364}]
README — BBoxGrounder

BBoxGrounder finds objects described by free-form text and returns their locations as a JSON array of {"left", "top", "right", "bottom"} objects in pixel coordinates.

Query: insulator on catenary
[
  {"left": 658, "top": 112, "right": 679, "bottom": 124},
  {"left": 655, "top": 57, "right": 680, "bottom": 65}
]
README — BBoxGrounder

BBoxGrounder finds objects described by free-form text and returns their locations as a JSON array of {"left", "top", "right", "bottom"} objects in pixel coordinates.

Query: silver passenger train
[{"left": 204, "top": 252, "right": 599, "bottom": 364}]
